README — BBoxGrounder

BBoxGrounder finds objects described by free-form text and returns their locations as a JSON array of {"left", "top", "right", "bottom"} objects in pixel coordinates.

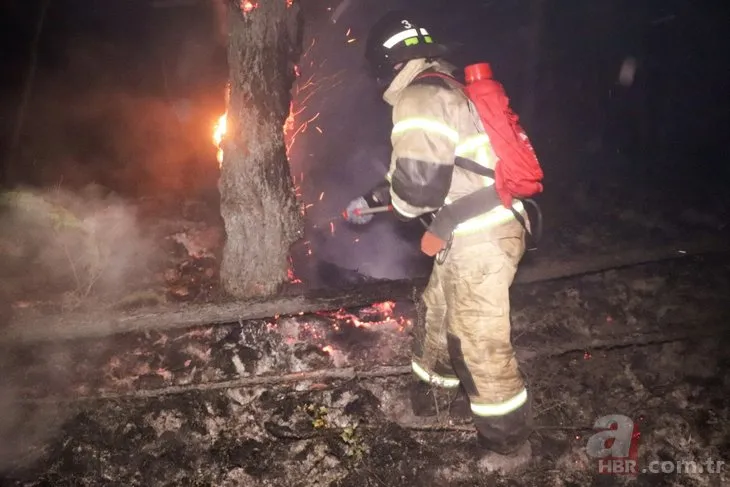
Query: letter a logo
[{"left": 586, "top": 414, "right": 636, "bottom": 459}]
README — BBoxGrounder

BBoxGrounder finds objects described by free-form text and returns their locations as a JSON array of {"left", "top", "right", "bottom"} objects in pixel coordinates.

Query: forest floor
[
  {"left": 1, "top": 157, "right": 729, "bottom": 486},
  {"left": 1, "top": 253, "right": 729, "bottom": 486}
]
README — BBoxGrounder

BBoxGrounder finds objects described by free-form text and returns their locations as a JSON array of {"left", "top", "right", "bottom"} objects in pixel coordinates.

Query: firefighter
[{"left": 347, "top": 10, "right": 533, "bottom": 458}]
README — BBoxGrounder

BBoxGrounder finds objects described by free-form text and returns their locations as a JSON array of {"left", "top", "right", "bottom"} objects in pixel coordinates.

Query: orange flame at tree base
[{"left": 212, "top": 112, "right": 227, "bottom": 167}]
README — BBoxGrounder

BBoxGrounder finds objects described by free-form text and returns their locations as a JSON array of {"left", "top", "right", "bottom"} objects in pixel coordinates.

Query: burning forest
[{"left": 1, "top": 0, "right": 730, "bottom": 485}]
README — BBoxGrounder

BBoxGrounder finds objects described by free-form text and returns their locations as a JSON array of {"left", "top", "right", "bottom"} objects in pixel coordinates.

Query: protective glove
[{"left": 344, "top": 196, "right": 375, "bottom": 225}]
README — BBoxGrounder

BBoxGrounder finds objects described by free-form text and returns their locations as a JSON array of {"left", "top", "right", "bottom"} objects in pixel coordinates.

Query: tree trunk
[{"left": 219, "top": 0, "right": 303, "bottom": 298}]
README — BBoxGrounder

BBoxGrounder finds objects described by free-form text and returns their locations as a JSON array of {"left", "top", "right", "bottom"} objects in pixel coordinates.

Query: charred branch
[
  {"left": 2, "top": 237, "right": 727, "bottom": 345},
  {"left": 18, "top": 327, "right": 722, "bottom": 405}
]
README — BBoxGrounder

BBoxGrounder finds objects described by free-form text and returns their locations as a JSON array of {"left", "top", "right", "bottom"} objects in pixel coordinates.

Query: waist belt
[{"left": 428, "top": 158, "right": 542, "bottom": 251}]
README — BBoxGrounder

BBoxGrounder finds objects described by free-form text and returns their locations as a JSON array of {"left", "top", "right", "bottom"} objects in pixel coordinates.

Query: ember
[
  {"left": 287, "top": 257, "right": 302, "bottom": 284},
  {"left": 240, "top": 0, "right": 257, "bottom": 14},
  {"left": 316, "top": 301, "right": 400, "bottom": 329}
]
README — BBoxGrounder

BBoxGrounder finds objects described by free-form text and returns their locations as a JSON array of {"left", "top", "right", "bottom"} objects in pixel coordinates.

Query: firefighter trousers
[{"left": 411, "top": 231, "right": 532, "bottom": 454}]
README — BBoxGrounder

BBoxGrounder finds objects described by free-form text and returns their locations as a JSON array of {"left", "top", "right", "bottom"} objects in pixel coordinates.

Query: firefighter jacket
[{"left": 383, "top": 58, "right": 526, "bottom": 240}]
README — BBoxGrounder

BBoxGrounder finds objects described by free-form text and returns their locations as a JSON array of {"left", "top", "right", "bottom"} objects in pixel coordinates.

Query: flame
[
  {"left": 213, "top": 112, "right": 227, "bottom": 166},
  {"left": 241, "top": 0, "right": 257, "bottom": 13},
  {"left": 315, "top": 301, "right": 401, "bottom": 329}
]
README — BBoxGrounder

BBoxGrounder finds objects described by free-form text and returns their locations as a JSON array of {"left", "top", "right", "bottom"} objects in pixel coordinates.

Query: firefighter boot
[
  {"left": 474, "top": 398, "right": 533, "bottom": 455},
  {"left": 410, "top": 379, "right": 438, "bottom": 417},
  {"left": 410, "top": 380, "right": 471, "bottom": 419},
  {"left": 476, "top": 440, "right": 532, "bottom": 474},
  {"left": 474, "top": 401, "right": 533, "bottom": 473}
]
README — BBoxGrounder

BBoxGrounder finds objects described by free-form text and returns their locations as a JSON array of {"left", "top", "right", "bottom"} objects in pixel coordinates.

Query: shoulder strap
[{"left": 415, "top": 71, "right": 541, "bottom": 250}]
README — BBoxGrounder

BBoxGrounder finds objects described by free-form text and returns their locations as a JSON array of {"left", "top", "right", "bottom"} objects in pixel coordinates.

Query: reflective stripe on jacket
[{"left": 383, "top": 59, "right": 525, "bottom": 237}]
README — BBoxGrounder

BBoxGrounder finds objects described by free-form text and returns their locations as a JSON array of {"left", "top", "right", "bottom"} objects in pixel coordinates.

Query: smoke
[
  {"left": 0, "top": 186, "right": 158, "bottom": 311},
  {"left": 0, "top": 185, "right": 162, "bottom": 470},
  {"left": 289, "top": 0, "right": 431, "bottom": 286}
]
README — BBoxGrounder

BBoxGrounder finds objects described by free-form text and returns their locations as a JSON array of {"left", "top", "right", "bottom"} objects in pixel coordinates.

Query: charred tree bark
[{"left": 219, "top": 1, "right": 303, "bottom": 298}]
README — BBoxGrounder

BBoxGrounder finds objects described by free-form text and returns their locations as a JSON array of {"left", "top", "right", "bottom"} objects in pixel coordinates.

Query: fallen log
[
  {"left": 25, "top": 326, "right": 724, "bottom": 404},
  {"left": 2, "top": 237, "right": 728, "bottom": 345}
]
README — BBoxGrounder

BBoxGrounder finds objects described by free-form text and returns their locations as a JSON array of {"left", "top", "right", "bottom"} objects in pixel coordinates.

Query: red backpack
[{"left": 416, "top": 63, "right": 544, "bottom": 247}]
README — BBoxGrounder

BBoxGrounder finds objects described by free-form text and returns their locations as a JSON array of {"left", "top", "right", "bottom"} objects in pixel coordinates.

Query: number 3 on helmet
[{"left": 365, "top": 10, "right": 449, "bottom": 84}]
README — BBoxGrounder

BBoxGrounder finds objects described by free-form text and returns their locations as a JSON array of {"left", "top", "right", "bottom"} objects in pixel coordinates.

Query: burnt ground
[
  {"left": 0, "top": 254, "right": 729, "bottom": 486},
  {"left": 1, "top": 150, "right": 729, "bottom": 486}
]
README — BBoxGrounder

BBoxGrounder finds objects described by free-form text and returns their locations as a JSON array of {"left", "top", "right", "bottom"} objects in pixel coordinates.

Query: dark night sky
[
  {"left": 1, "top": 0, "right": 729, "bottom": 192},
  {"left": 0, "top": 0, "right": 729, "bottom": 282}
]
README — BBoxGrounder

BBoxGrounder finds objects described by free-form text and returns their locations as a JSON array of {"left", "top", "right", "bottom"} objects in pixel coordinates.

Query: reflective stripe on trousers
[
  {"left": 411, "top": 360, "right": 461, "bottom": 388},
  {"left": 413, "top": 359, "right": 528, "bottom": 416},
  {"left": 411, "top": 233, "right": 527, "bottom": 417},
  {"left": 471, "top": 388, "right": 528, "bottom": 417}
]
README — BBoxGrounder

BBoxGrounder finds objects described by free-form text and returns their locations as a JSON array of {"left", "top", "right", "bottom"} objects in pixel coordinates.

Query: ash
[{"left": 0, "top": 256, "right": 729, "bottom": 486}]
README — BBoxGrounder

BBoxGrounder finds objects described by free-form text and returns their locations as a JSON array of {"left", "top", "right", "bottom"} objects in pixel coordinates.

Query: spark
[
  {"left": 354, "top": 238, "right": 359, "bottom": 243},
  {"left": 286, "top": 111, "right": 321, "bottom": 154},
  {"left": 318, "top": 191, "right": 324, "bottom": 201},
  {"left": 329, "top": 221, "right": 335, "bottom": 235},
  {"left": 347, "top": 38, "right": 357, "bottom": 44},
  {"left": 315, "top": 126, "right": 323, "bottom": 134},
  {"left": 305, "top": 203, "right": 314, "bottom": 209},
  {"left": 346, "top": 28, "right": 351, "bottom": 36},
  {"left": 303, "top": 38, "right": 317, "bottom": 59}
]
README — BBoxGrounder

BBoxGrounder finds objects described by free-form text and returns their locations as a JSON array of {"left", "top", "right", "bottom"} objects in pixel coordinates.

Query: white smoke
[{"left": 0, "top": 185, "right": 157, "bottom": 312}]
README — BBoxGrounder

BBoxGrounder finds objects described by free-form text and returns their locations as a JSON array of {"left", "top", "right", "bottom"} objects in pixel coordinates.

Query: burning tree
[{"left": 218, "top": 0, "right": 303, "bottom": 298}]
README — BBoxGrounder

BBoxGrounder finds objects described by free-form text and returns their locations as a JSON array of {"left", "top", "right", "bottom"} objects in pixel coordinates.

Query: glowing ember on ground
[
  {"left": 287, "top": 257, "right": 302, "bottom": 284},
  {"left": 212, "top": 112, "right": 227, "bottom": 166},
  {"left": 314, "top": 301, "right": 401, "bottom": 330}
]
